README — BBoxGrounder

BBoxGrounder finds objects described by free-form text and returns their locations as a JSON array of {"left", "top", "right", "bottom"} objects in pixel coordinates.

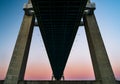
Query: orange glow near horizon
[
  {"left": 64, "top": 64, "right": 95, "bottom": 80},
  {"left": 24, "top": 64, "right": 52, "bottom": 80},
  {"left": 1, "top": 63, "right": 120, "bottom": 80},
  {"left": 112, "top": 64, "right": 120, "bottom": 80},
  {"left": 1, "top": 28, "right": 120, "bottom": 80},
  {"left": 24, "top": 62, "right": 95, "bottom": 80}
]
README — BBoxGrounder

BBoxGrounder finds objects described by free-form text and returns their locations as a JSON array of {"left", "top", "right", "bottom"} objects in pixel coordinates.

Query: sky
[{"left": 0, "top": 0, "right": 120, "bottom": 80}]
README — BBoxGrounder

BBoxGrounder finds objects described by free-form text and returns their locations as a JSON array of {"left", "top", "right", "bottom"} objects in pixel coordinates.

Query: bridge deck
[
  {"left": 31, "top": 0, "right": 88, "bottom": 80},
  {"left": 0, "top": 80, "right": 120, "bottom": 84}
]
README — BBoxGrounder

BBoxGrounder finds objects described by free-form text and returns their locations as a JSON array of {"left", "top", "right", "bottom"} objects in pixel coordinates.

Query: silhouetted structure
[{"left": 3, "top": 0, "right": 118, "bottom": 84}]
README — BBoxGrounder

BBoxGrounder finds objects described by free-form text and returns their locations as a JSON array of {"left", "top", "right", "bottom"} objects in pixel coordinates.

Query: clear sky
[{"left": 0, "top": 0, "right": 120, "bottom": 80}]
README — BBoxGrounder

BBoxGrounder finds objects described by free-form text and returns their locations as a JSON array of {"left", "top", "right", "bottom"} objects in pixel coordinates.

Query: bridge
[{"left": 2, "top": 0, "right": 119, "bottom": 84}]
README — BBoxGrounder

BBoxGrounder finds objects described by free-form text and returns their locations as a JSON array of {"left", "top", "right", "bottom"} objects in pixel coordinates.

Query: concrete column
[
  {"left": 83, "top": 14, "right": 117, "bottom": 84},
  {"left": 4, "top": 13, "right": 35, "bottom": 84}
]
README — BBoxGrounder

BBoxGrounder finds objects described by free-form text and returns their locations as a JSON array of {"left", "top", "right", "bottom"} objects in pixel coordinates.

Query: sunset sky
[{"left": 0, "top": 0, "right": 120, "bottom": 80}]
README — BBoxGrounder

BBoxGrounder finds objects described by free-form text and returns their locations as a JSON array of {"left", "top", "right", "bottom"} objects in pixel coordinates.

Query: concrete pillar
[
  {"left": 4, "top": 13, "right": 35, "bottom": 84},
  {"left": 83, "top": 14, "right": 117, "bottom": 84}
]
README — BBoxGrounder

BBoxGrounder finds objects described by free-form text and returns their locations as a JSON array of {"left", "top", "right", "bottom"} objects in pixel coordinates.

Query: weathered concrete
[
  {"left": 19, "top": 80, "right": 101, "bottom": 84},
  {"left": 1, "top": 80, "right": 120, "bottom": 84},
  {"left": 4, "top": 13, "right": 35, "bottom": 84},
  {"left": 83, "top": 14, "right": 117, "bottom": 84},
  {"left": 4, "top": 0, "right": 34, "bottom": 84}
]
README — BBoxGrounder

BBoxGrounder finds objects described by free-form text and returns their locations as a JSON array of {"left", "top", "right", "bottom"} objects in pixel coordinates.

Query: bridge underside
[{"left": 31, "top": 0, "right": 88, "bottom": 80}]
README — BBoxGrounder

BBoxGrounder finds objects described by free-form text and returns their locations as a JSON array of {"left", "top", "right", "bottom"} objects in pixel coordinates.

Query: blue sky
[{"left": 0, "top": 0, "right": 120, "bottom": 80}]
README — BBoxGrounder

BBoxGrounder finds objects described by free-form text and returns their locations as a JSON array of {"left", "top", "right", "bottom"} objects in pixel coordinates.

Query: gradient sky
[{"left": 0, "top": 0, "right": 120, "bottom": 80}]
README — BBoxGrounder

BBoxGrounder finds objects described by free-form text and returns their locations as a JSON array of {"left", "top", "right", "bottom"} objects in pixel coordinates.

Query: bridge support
[
  {"left": 83, "top": 13, "right": 117, "bottom": 84},
  {"left": 4, "top": 1, "right": 35, "bottom": 83},
  {"left": 3, "top": 0, "right": 118, "bottom": 84}
]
